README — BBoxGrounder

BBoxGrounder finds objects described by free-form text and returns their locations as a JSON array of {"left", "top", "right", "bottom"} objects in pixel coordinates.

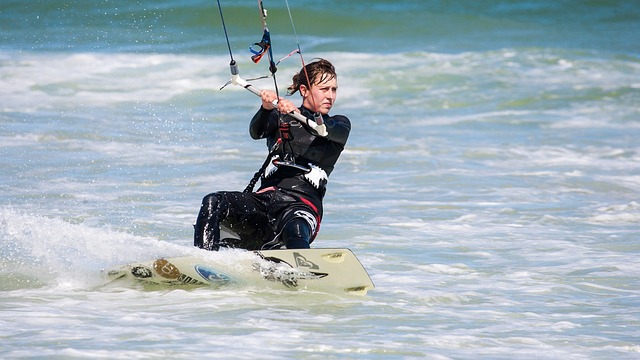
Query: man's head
[{"left": 288, "top": 59, "right": 338, "bottom": 115}]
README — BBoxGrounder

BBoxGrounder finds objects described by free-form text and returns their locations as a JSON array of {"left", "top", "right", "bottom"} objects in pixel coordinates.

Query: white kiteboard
[{"left": 105, "top": 248, "right": 374, "bottom": 295}]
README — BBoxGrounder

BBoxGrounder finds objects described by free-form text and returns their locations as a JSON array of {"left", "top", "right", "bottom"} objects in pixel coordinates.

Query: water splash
[{"left": 0, "top": 208, "right": 191, "bottom": 290}]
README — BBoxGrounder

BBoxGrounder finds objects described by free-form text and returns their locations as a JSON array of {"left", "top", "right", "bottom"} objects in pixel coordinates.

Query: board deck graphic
[{"left": 105, "top": 248, "right": 374, "bottom": 295}]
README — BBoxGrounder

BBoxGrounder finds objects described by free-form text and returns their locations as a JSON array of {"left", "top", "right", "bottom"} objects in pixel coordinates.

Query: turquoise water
[{"left": 1, "top": 0, "right": 640, "bottom": 358}]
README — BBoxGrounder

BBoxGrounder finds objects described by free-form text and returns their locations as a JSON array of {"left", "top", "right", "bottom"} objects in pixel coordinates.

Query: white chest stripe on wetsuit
[
  {"left": 263, "top": 156, "right": 328, "bottom": 190},
  {"left": 302, "top": 163, "right": 328, "bottom": 189},
  {"left": 264, "top": 155, "right": 279, "bottom": 179}
]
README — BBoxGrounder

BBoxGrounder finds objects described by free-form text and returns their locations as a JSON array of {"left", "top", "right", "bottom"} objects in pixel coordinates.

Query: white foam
[
  {"left": 0, "top": 208, "right": 193, "bottom": 289},
  {"left": 587, "top": 201, "right": 640, "bottom": 224},
  {"left": 0, "top": 51, "right": 231, "bottom": 112}
]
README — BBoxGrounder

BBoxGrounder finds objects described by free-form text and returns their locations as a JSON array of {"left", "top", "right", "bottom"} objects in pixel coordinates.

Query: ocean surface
[{"left": 1, "top": 0, "right": 640, "bottom": 358}]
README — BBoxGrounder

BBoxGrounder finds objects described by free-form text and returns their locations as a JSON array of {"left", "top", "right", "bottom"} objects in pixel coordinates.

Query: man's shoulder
[{"left": 329, "top": 114, "right": 351, "bottom": 128}]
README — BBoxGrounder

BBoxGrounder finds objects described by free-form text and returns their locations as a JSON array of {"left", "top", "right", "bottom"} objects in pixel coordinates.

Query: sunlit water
[{"left": 2, "top": 0, "right": 640, "bottom": 358}]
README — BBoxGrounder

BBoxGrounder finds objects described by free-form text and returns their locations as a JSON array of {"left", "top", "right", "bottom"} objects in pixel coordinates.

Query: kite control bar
[{"left": 227, "top": 60, "right": 328, "bottom": 137}]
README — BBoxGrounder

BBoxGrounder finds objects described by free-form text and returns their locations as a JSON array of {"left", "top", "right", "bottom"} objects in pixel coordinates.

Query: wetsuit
[{"left": 194, "top": 106, "right": 350, "bottom": 251}]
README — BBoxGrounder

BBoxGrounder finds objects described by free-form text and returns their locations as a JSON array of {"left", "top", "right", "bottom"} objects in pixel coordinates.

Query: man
[{"left": 194, "top": 59, "right": 350, "bottom": 251}]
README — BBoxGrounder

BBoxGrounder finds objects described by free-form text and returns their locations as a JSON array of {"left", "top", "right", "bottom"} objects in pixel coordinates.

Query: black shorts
[{"left": 196, "top": 188, "right": 321, "bottom": 250}]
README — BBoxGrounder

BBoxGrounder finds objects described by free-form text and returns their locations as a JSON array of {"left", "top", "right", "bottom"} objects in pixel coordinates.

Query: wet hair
[{"left": 287, "top": 58, "right": 337, "bottom": 96}]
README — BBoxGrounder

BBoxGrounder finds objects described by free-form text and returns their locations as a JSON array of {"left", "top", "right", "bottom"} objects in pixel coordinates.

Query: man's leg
[
  {"left": 194, "top": 192, "right": 227, "bottom": 251},
  {"left": 194, "top": 191, "right": 272, "bottom": 251},
  {"left": 281, "top": 217, "right": 312, "bottom": 249}
]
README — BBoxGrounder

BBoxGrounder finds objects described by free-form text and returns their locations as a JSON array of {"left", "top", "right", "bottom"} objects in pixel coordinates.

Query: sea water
[{"left": 1, "top": 0, "right": 639, "bottom": 358}]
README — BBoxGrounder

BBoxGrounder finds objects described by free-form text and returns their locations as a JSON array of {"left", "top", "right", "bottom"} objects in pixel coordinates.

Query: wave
[
  {"left": 2, "top": 48, "right": 638, "bottom": 127},
  {"left": 0, "top": 208, "right": 189, "bottom": 290}
]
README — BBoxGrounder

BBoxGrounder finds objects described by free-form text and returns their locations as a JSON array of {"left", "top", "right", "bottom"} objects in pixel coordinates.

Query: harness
[{"left": 244, "top": 113, "right": 329, "bottom": 194}]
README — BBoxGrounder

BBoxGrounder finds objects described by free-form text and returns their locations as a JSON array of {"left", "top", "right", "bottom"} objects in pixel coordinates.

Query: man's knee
[{"left": 202, "top": 192, "right": 223, "bottom": 213}]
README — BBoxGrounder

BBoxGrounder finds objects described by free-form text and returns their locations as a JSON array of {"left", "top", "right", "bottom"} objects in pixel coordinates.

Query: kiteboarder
[{"left": 194, "top": 58, "right": 350, "bottom": 251}]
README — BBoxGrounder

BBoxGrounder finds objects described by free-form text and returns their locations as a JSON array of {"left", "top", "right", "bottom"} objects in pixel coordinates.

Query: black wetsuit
[{"left": 193, "top": 106, "right": 350, "bottom": 251}]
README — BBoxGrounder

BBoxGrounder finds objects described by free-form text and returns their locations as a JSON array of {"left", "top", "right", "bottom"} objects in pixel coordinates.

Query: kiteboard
[{"left": 105, "top": 248, "right": 374, "bottom": 295}]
